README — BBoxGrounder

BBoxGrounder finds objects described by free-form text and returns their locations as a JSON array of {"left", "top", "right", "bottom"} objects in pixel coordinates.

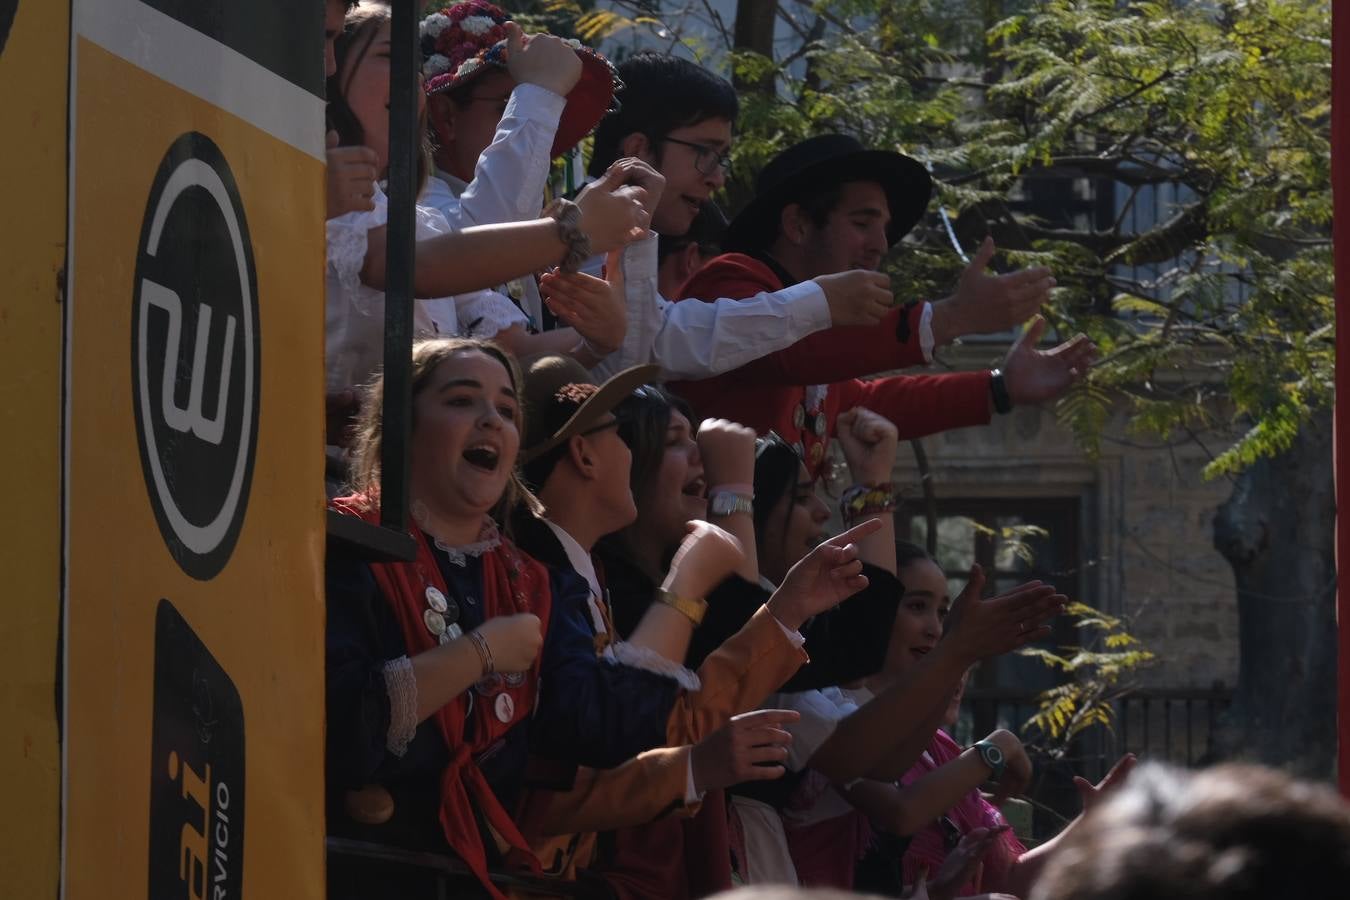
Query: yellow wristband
[{"left": 657, "top": 588, "right": 708, "bottom": 627}]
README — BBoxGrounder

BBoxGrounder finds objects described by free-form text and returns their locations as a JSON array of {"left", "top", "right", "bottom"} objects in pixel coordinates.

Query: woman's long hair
[
  {"left": 348, "top": 337, "right": 539, "bottom": 524},
  {"left": 326, "top": 0, "right": 432, "bottom": 195},
  {"left": 599, "top": 385, "right": 693, "bottom": 566}
]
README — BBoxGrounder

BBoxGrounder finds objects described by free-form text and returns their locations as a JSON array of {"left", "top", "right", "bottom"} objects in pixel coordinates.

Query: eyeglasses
[
  {"left": 579, "top": 417, "right": 621, "bottom": 438},
  {"left": 661, "top": 137, "right": 732, "bottom": 177}
]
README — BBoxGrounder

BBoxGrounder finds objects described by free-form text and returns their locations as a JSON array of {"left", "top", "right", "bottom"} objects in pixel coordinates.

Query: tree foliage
[{"left": 563, "top": 0, "right": 1331, "bottom": 477}]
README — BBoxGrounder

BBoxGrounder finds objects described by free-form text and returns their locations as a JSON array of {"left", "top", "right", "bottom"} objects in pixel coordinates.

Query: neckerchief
[{"left": 331, "top": 495, "right": 554, "bottom": 898}]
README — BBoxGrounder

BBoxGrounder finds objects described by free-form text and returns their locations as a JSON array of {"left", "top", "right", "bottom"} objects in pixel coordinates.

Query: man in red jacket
[{"left": 674, "top": 133, "right": 1099, "bottom": 479}]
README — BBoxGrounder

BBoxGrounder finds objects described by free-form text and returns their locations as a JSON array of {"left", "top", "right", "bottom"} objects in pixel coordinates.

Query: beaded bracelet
[
  {"left": 840, "top": 482, "right": 898, "bottom": 523},
  {"left": 544, "top": 198, "right": 592, "bottom": 274},
  {"left": 467, "top": 629, "right": 495, "bottom": 676}
]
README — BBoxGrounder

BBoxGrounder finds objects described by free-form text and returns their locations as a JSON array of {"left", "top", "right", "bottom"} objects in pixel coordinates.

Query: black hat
[{"left": 722, "top": 134, "right": 933, "bottom": 254}]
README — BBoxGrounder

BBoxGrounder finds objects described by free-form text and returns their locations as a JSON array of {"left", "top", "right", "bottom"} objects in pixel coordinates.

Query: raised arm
[
  {"left": 430, "top": 27, "right": 579, "bottom": 229},
  {"left": 834, "top": 407, "right": 900, "bottom": 576},
  {"left": 844, "top": 729, "right": 1029, "bottom": 838},
  {"left": 589, "top": 246, "right": 892, "bottom": 381},
  {"left": 807, "top": 569, "right": 1066, "bottom": 784}
]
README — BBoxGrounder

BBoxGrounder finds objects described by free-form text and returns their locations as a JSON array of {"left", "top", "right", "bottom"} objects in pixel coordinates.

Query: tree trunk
[
  {"left": 1212, "top": 409, "right": 1337, "bottom": 777},
  {"left": 732, "top": 0, "right": 777, "bottom": 94}
]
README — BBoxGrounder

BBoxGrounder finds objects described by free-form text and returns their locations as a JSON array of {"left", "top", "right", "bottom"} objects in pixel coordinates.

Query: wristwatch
[
  {"left": 973, "top": 739, "right": 1007, "bottom": 782},
  {"left": 656, "top": 588, "right": 708, "bottom": 627},
  {"left": 708, "top": 491, "right": 754, "bottom": 517},
  {"left": 989, "top": 369, "right": 1013, "bottom": 415}
]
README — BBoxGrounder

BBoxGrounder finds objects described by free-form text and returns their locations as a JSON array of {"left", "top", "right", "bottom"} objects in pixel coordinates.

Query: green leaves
[{"left": 1018, "top": 600, "right": 1157, "bottom": 749}]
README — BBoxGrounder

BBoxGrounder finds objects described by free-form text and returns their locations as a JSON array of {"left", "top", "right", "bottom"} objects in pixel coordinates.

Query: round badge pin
[
  {"left": 810, "top": 442, "right": 825, "bottom": 465},
  {"left": 793, "top": 404, "right": 806, "bottom": 431},
  {"left": 425, "top": 585, "right": 448, "bottom": 613},
  {"left": 423, "top": 608, "right": 447, "bottom": 636},
  {"left": 502, "top": 670, "right": 526, "bottom": 687},
  {"left": 814, "top": 413, "right": 828, "bottom": 437},
  {"left": 494, "top": 693, "right": 515, "bottom": 723}
]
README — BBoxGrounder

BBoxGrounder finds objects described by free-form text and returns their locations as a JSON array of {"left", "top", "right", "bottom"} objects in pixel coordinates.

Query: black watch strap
[{"left": 989, "top": 369, "right": 1013, "bottom": 415}]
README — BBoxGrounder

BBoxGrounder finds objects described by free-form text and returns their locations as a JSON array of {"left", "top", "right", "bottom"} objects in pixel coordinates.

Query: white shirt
[
  {"left": 325, "top": 183, "right": 461, "bottom": 393},
  {"left": 585, "top": 239, "right": 835, "bottom": 382},
  {"left": 421, "top": 82, "right": 565, "bottom": 333},
  {"left": 769, "top": 686, "right": 863, "bottom": 827}
]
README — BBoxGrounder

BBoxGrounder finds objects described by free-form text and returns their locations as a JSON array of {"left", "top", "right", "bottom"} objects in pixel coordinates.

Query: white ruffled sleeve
[
  {"left": 610, "top": 641, "right": 702, "bottom": 692},
  {"left": 456, "top": 289, "right": 530, "bottom": 339},
  {"left": 326, "top": 182, "right": 388, "bottom": 298}
]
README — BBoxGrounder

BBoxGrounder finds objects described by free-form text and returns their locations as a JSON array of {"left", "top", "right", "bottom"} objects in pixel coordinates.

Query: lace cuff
[
  {"left": 326, "top": 184, "right": 387, "bottom": 295},
  {"left": 457, "top": 289, "right": 530, "bottom": 339},
  {"left": 382, "top": 656, "right": 418, "bottom": 757},
  {"left": 611, "top": 641, "right": 702, "bottom": 691}
]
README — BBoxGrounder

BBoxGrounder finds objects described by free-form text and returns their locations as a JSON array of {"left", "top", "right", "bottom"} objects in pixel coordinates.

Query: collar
[
  {"left": 544, "top": 519, "right": 601, "bottom": 598},
  {"left": 748, "top": 250, "right": 799, "bottom": 289}
]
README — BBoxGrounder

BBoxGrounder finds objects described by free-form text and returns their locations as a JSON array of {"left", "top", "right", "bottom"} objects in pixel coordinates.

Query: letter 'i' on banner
[{"left": 64, "top": 2, "right": 326, "bottom": 899}]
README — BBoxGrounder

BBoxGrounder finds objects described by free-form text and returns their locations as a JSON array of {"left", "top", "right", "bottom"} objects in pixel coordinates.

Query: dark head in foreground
[{"left": 1032, "top": 761, "right": 1350, "bottom": 900}]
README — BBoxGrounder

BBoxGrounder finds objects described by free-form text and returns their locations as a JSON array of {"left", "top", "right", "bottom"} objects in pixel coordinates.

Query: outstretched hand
[
  {"left": 539, "top": 248, "right": 627, "bottom": 356},
  {"left": 930, "top": 237, "right": 1055, "bottom": 345},
  {"left": 1073, "top": 752, "right": 1137, "bottom": 813},
  {"left": 766, "top": 518, "right": 881, "bottom": 630},
  {"left": 944, "top": 564, "right": 1066, "bottom": 664},
  {"left": 1002, "top": 315, "right": 1098, "bottom": 406}
]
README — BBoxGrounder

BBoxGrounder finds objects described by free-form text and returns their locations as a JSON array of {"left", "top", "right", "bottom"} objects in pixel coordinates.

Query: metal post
[
  {"left": 1334, "top": 0, "right": 1350, "bottom": 799},
  {"left": 379, "top": 0, "right": 419, "bottom": 533}
]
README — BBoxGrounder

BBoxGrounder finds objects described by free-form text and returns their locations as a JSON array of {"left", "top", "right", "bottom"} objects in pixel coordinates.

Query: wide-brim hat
[
  {"left": 722, "top": 133, "right": 933, "bottom": 255},
  {"left": 521, "top": 356, "right": 659, "bottom": 464},
  {"left": 421, "top": 2, "right": 620, "bottom": 159}
]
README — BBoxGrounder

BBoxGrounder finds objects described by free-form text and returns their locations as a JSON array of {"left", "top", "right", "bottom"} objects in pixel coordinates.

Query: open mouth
[
  {"left": 681, "top": 195, "right": 704, "bottom": 217},
  {"left": 910, "top": 646, "right": 933, "bottom": 660},
  {"left": 462, "top": 444, "right": 500, "bottom": 472},
  {"left": 681, "top": 476, "right": 706, "bottom": 499}
]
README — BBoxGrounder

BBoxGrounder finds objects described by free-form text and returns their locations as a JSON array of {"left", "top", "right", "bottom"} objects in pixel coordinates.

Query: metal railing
[
  {"left": 962, "top": 685, "right": 1233, "bottom": 837},
  {"left": 964, "top": 685, "right": 1232, "bottom": 774},
  {"left": 327, "top": 837, "right": 589, "bottom": 899},
  {"left": 323, "top": 0, "right": 419, "bottom": 563}
]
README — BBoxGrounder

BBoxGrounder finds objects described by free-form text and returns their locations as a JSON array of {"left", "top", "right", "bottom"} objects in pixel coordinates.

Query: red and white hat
[{"left": 420, "top": 2, "right": 620, "bottom": 158}]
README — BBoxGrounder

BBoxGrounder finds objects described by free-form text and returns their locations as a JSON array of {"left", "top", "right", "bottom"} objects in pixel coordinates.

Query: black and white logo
[
  {"left": 132, "top": 132, "right": 260, "bottom": 581},
  {"left": 147, "top": 599, "right": 246, "bottom": 899}
]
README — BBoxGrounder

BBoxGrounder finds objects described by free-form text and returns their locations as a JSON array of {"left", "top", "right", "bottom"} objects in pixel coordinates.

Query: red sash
[{"left": 331, "top": 496, "right": 554, "bottom": 898}]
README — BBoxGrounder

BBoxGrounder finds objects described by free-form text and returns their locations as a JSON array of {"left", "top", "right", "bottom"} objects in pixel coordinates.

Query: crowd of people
[{"left": 319, "top": 2, "right": 1350, "bottom": 898}]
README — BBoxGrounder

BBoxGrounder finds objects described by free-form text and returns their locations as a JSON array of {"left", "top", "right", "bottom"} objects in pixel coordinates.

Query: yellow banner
[
  {"left": 65, "top": 3, "right": 326, "bottom": 897},
  {"left": 0, "top": 0, "right": 69, "bottom": 896}
]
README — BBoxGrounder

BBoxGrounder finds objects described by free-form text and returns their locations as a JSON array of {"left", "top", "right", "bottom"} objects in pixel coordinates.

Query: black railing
[
  {"left": 327, "top": 837, "right": 588, "bottom": 899},
  {"left": 324, "top": 0, "right": 419, "bottom": 562},
  {"left": 962, "top": 685, "right": 1233, "bottom": 838},
  {"left": 965, "top": 685, "right": 1232, "bottom": 776}
]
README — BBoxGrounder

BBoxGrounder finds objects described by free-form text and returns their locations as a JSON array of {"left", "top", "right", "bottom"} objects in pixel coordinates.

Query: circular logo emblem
[{"left": 131, "top": 132, "right": 260, "bottom": 580}]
